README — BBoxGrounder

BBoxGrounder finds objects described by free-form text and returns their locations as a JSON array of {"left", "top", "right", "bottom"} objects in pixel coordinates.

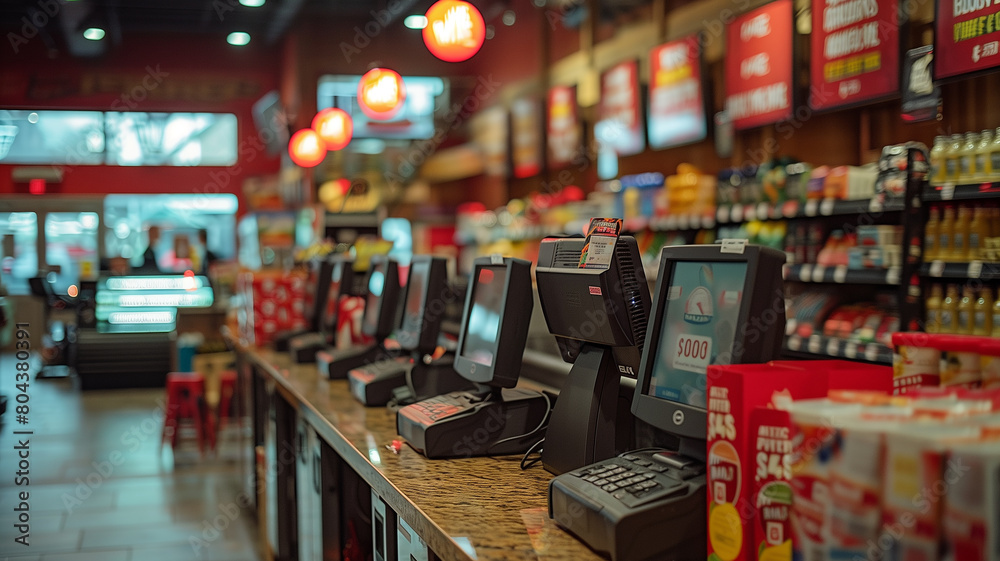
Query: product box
[
  {"left": 238, "top": 270, "right": 307, "bottom": 345},
  {"left": 943, "top": 442, "right": 1000, "bottom": 561},
  {"left": 706, "top": 360, "right": 893, "bottom": 561},
  {"left": 892, "top": 332, "right": 942, "bottom": 394}
]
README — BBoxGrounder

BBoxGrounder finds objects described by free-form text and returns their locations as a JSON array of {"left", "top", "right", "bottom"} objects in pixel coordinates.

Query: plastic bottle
[
  {"left": 968, "top": 206, "right": 988, "bottom": 260},
  {"left": 946, "top": 134, "right": 964, "bottom": 183},
  {"left": 942, "top": 284, "right": 959, "bottom": 334},
  {"left": 926, "top": 283, "right": 943, "bottom": 333},
  {"left": 953, "top": 206, "right": 972, "bottom": 261},
  {"left": 925, "top": 206, "right": 940, "bottom": 261},
  {"left": 938, "top": 206, "right": 956, "bottom": 262},
  {"left": 960, "top": 131, "right": 980, "bottom": 183},
  {"left": 930, "top": 136, "right": 947, "bottom": 185},
  {"left": 974, "top": 287, "right": 993, "bottom": 336},
  {"left": 958, "top": 286, "right": 976, "bottom": 334},
  {"left": 976, "top": 129, "right": 994, "bottom": 181},
  {"left": 991, "top": 126, "right": 1000, "bottom": 183}
]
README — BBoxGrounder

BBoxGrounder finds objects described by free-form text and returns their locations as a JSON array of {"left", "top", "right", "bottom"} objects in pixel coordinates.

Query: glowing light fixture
[
  {"left": 227, "top": 32, "right": 251, "bottom": 46},
  {"left": 312, "top": 108, "right": 353, "bottom": 150},
  {"left": 288, "top": 129, "right": 327, "bottom": 167},
  {"left": 422, "top": 0, "right": 485, "bottom": 62},
  {"left": 83, "top": 28, "right": 105, "bottom": 41},
  {"left": 357, "top": 68, "right": 406, "bottom": 120},
  {"left": 239, "top": 0, "right": 265, "bottom": 6},
  {"left": 404, "top": 15, "right": 428, "bottom": 29}
]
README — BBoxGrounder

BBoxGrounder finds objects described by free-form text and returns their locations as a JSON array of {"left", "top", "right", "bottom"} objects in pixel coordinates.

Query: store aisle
[{"left": 0, "top": 354, "right": 263, "bottom": 561}]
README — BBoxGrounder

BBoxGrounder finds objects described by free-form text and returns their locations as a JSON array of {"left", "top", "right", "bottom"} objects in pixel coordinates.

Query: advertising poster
[
  {"left": 648, "top": 35, "right": 708, "bottom": 149},
  {"left": 725, "top": 0, "right": 794, "bottom": 130},
  {"left": 598, "top": 60, "right": 645, "bottom": 156},
  {"left": 547, "top": 85, "right": 581, "bottom": 168},
  {"left": 511, "top": 96, "right": 543, "bottom": 178},
  {"left": 935, "top": 0, "right": 1000, "bottom": 79}
]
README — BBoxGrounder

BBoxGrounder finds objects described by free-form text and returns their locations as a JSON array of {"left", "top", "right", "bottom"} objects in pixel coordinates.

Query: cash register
[
  {"left": 316, "top": 255, "right": 402, "bottom": 379},
  {"left": 273, "top": 256, "right": 333, "bottom": 353},
  {"left": 348, "top": 255, "right": 473, "bottom": 406},
  {"left": 287, "top": 255, "right": 359, "bottom": 363},
  {"left": 396, "top": 255, "right": 551, "bottom": 458},
  {"left": 548, "top": 242, "right": 786, "bottom": 561},
  {"left": 534, "top": 228, "right": 652, "bottom": 475}
]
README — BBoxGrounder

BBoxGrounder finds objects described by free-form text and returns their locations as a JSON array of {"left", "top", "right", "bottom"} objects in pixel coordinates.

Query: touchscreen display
[
  {"left": 647, "top": 261, "right": 747, "bottom": 409},
  {"left": 460, "top": 266, "right": 507, "bottom": 367},
  {"left": 362, "top": 263, "right": 386, "bottom": 331}
]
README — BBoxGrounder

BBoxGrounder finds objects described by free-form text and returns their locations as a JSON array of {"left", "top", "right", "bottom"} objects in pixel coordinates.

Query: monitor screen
[
  {"left": 362, "top": 261, "right": 386, "bottom": 333},
  {"left": 646, "top": 261, "right": 747, "bottom": 410},
  {"left": 403, "top": 260, "right": 429, "bottom": 329},
  {"left": 322, "top": 259, "right": 346, "bottom": 331},
  {"left": 459, "top": 265, "right": 508, "bottom": 367}
]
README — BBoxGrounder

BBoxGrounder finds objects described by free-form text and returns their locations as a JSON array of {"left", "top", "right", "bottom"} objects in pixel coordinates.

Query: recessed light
[
  {"left": 239, "top": 0, "right": 265, "bottom": 6},
  {"left": 227, "top": 32, "right": 251, "bottom": 46},
  {"left": 83, "top": 27, "right": 105, "bottom": 41},
  {"left": 403, "top": 15, "right": 427, "bottom": 29},
  {"left": 502, "top": 10, "right": 516, "bottom": 26}
]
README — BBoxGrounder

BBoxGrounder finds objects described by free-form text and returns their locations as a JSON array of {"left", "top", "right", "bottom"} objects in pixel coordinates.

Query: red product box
[{"left": 707, "top": 360, "right": 893, "bottom": 561}]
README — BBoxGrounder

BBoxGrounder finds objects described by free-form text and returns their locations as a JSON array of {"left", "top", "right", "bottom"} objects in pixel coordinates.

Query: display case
[{"left": 94, "top": 274, "right": 214, "bottom": 333}]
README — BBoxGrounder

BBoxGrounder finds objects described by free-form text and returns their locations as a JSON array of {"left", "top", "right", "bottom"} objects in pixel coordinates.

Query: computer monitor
[
  {"left": 305, "top": 257, "right": 334, "bottom": 333},
  {"left": 631, "top": 243, "right": 786, "bottom": 447},
  {"left": 396, "top": 256, "right": 449, "bottom": 354},
  {"left": 453, "top": 256, "right": 533, "bottom": 388},
  {"left": 535, "top": 235, "right": 652, "bottom": 474},
  {"left": 319, "top": 255, "right": 357, "bottom": 340},
  {"left": 361, "top": 255, "right": 401, "bottom": 341}
]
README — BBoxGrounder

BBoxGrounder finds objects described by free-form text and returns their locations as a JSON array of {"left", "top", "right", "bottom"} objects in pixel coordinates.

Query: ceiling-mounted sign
[
  {"left": 934, "top": 0, "right": 1000, "bottom": 78},
  {"left": 511, "top": 96, "right": 543, "bottom": 178},
  {"left": 547, "top": 85, "right": 581, "bottom": 168},
  {"left": 423, "top": 0, "right": 486, "bottom": 62},
  {"left": 312, "top": 108, "right": 353, "bottom": 151},
  {"left": 598, "top": 60, "right": 645, "bottom": 156},
  {"left": 810, "top": 0, "right": 899, "bottom": 110},
  {"left": 357, "top": 68, "right": 406, "bottom": 121},
  {"left": 648, "top": 35, "right": 707, "bottom": 149},
  {"left": 725, "top": 0, "right": 794, "bottom": 130}
]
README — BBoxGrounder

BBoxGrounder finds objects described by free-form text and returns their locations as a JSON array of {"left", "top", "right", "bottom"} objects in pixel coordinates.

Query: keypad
[{"left": 571, "top": 450, "right": 704, "bottom": 505}]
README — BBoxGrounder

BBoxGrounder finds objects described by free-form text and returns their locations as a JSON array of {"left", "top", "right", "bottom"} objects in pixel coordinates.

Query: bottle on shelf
[
  {"left": 925, "top": 206, "right": 940, "bottom": 261},
  {"left": 925, "top": 283, "right": 943, "bottom": 333},
  {"left": 946, "top": 133, "right": 964, "bottom": 183},
  {"left": 991, "top": 126, "right": 1000, "bottom": 183},
  {"left": 969, "top": 206, "right": 988, "bottom": 261},
  {"left": 938, "top": 206, "right": 956, "bottom": 262},
  {"left": 953, "top": 206, "right": 972, "bottom": 261},
  {"left": 959, "top": 131, "right": 980, "bottom": 183},
  {"left": 958, "top": 285, "right": 975, "bottom": 334},
  {"left": 976, "top": 129, "right": 994, "bottom": 182},
  {"left": 993, "top": 287, "right": 1000, "bottom": 337},
  {"left": 942, "top": 284, "right": 959, "bottom": 334},
  {"left": 930, "top": 136, "right": 947, "bottom": 186},
  {"left": 974, "top": 287, "right": 993, "bottom": 336}
]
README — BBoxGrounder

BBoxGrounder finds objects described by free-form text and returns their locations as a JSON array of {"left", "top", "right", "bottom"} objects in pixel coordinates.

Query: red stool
[
  {"left": 212, "top": 370, "right": 239, "bottom": 450},
  {"left": 161, "top": 372, "right": 211, "bottom": 455}
]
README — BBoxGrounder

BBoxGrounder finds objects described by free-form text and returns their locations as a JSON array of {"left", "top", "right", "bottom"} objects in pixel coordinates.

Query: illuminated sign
[
  {"left": 97, "top": 289, "right": 214, "bottom": 308},
  {"left": 318, "top": 75, "right": 447, "bottom": 140},
  {"left": 423, "top": 0, "right": 486, "bottom": 62},
  {"left": 312, "top": 108, "right": 353, "bottom": 151},
  {"left": 648, "top": 36, "right": 707, "bottom": 149},
  {"left": 511, "top": 96, "right": 543, "bottom": 178},
  {"left": 105, "top": 276, "right": 207, "bottom": 291},
  {"left": 725, "top": 0, "right": 794, "bottom": 130},
  {"left": 108, "top": 311, "right": 176, "bottom": 325},
  {"left": 934, "top": 0, "right": 1000, "bottom": 78},
  {"left": 288, "top": 129, "right": 327, "bottom": 168},
  {"left": 547, "top": 85, "right": 581, "bottom": 168},
  {"left": 357, "top": 68, "right": 406, "bottom": 120},
  {"left": 598, "top": 60, "right": 645, "bottom": 156}
]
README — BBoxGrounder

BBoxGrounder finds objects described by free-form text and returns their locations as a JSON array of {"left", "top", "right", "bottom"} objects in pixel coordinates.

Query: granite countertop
[{"left": 243, "top": 346, "right": 604, "bottom": 561}]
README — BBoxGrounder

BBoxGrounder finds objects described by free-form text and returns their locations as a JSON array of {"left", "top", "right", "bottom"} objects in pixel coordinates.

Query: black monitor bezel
[
  {"left": 632, "top": 244, "right": 771, "bottom": 441},
  {"left": 453, "top": 256, "right": 533, "bottom": 388},
  {"left": 361, "top": 255, "right": 401, "bottom": 340},
  {"left": 307, "top": 257, "right": 334, "bottom": 333},
  {"left": 396, "top": 255, "right": 449, "bottom": 353},
  {"left": 320, "top": 254, "right": 355, "bottom": 338}
]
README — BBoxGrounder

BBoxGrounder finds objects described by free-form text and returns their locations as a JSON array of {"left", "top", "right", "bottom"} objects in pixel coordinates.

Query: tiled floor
[{"left": 0, "top": 354, "right": 263, "bottom": 561}]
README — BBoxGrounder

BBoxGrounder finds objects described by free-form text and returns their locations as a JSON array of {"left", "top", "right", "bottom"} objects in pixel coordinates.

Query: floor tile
[
  {"left": 42, "top": 549, "right": 129, "bottom": 561},
  {"left": 0, "top": 531, "right": 81, "bottom": 556},
  {"left": 80, "top": 523, "right": 204, "bottom": 550}
]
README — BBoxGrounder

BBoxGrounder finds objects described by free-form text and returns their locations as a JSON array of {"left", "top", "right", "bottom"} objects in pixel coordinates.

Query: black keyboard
[
  {"left": 567, "top": 451, "right": 704, "bottom": 509},
  {"left": 407, "top": 394, "right": 468, "bottom": 423}
]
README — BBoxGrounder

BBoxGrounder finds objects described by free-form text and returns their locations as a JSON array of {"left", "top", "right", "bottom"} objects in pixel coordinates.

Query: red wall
[{"left": 0, "top": 33, "right": 282, "bottom": 203}]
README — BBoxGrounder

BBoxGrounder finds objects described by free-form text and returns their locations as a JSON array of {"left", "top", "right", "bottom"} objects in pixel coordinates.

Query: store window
[
  {"left": 0, "top": 212, "right": 38, "bottom": 296},
  {"left": 45, "top": 212, "right": 99, "bottom": 295}
]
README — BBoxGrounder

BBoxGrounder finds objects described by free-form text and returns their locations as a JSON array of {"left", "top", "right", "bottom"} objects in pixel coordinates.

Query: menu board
[
  {"left": 547, "top": 85, "right": 581, "bottom": 168},
  {"left": 935, "top": 0, "right": 1000, "bottom": 78},
  {"left": 810, "top": 0, "right": 899, "bottom": 109},
  {"left": 648, "top": 35, "right": 707, "bottom": 149},
  {"left": 511, "top": 96, "right": 543, "bottom": 178},
  {"left": 598, "top": 60, "right": 645, "bottom": 156},
  {"left": 725, "top": 0, "right": 794, "bottom": 130}
]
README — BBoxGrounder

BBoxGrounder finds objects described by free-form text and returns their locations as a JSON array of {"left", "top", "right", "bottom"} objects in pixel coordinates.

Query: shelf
[
  {"left": 923, "top": 182, "right": 1000, "bottom": 202},
  {"left": 716, "top": 198, "right": 904, "bottom": 224},
  {"left": 920, "top": 260, "right": 1000, "bottom": 280},
  {"left": 784, "top": 333, "right": 893, "bottom": 364},
  {"left": 783, "top": 264, "right": 902, "bottom": 285},
  {"left": 646, "top": 214, "right": 716, "bottom": 232}
]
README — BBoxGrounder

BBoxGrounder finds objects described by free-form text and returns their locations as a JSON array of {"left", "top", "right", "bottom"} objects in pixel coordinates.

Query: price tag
[
  {"left": 787, "top": 335, "right": 802, "bottom": 351},
  {"left": 827, "top": 339, "right": 840, "bottom": 356},
  {"left": 844, "top": 343, "right": 858, "bottom": 359},
  {"left": 490, "top": 254, "right": 504, "bottom": 265},
  {"left": 808, "top": 335, "right": 822, "bottom": 354},
  {"left": 941, "top": 183, "right": 955, "bottom": 201},
  {"left": 868, "top": 198, "right": 883, "bottom": 214},
  {"left": 929, "top": 260, "right": 945, "bottom": 277},
  {"left": 678, "top": 214, "right": 691, "bottom": 230},
  {"left": 812, "top": 265, "right": 827, "bottom": 283},
  {"left": 805, "top": 200, "right": 819, "bottom": 217},
  {"left": 820, "top": 199, "right": 836, "bottom": 216},
  {"left": 833, "top": 265, "right": 848, "bottom": 283},
  {"left": 717, "top": 206, "right": 730, "bottom": 224},
  {"left": 886, "top": 267, "right": 901, "bottom": 285},
  {"left": 731, "top": 204, "right": 744, "bottom": 223},
  {"left": 969, "top": 260, "right": 983, "bottom": 279},
  {"left": 757, "top": 203, "right": 770, "bottom": 220},
  {"left": 798, "top": 264, "right": 813, "bottom": 282},
  {"left": 672, "top": 334, "right": 713, "bottom": 374},
  {"left": 864, "top": 345, "right": 880, "bottom": 362}
]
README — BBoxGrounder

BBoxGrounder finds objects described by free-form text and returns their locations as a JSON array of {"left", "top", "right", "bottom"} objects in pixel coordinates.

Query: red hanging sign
[
  {"left": 357, "top": 68, "right": 406, "bottom": 121},
  {"left": 598, "top": 60, "right": 645, "bottom": 156},
  {"left": 725, "top": 0, "right": 794, "bottom": 130},
  {"left": 547, "top": 86, "right": 581, "bottom": 168},
  {"left": 648, "top": 35, "right": 707, "bottom": 149},
  {"left": 935, "top": 0, "right": 1000, "bottom": 79},
  {"left": 511, "top": 96, "right": 543, "bottom": 178},
  {"left": 810, "top": 0, "right": 899, "bottom": 109}
]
